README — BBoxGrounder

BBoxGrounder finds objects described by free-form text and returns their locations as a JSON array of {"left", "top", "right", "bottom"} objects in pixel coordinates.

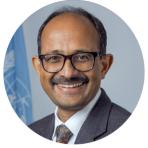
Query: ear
[
  {"left": 100, "top": 54, "right": 113, "bottom": 79},
  {"left": 32, "top": 56, "right": 42, "bottom": 76}
]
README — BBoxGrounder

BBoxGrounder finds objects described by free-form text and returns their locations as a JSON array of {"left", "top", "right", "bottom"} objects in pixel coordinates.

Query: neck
[{"left": 57, "top": 107, "right": 78, "bottom": 122}]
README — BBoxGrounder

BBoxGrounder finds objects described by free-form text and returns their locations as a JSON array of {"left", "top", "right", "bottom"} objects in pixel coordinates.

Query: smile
[{"left": 57, "top": 82, "right": 84, "bottom": 88}]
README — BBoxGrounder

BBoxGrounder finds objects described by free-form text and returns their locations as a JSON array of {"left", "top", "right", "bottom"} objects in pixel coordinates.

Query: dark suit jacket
[{"left": 29, "top": 89, "right": 131, "bottom": 144}]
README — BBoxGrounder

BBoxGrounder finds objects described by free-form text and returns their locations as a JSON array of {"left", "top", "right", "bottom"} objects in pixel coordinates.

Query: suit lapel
[
  {"left": 75, "top": 89, "right": 112, "bottom": 144},
  {"left": 45, "top": 114, "right": 55, "bottom": 140}
]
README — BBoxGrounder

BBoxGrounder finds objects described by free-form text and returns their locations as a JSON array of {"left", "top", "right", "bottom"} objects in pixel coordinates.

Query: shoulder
[
  {"left": 28, "top": 113, "right": 54, "bottom": 136},
  {"left": 107, "top": 103, "right": 131, "bottom": 133},
  {"left": 110, "top": 103, "right": 131, "bottom": 118},
  {"left": 100, "top": 88, "right": 131, "bottom": 124},
  {"left": 29, "top": 114, "right": 54, "bottom": 129}
]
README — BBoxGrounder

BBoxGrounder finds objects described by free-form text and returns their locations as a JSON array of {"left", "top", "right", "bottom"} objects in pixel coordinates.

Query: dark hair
[{"left": 37, "top": 6, "right": 107, "bottom": 55}]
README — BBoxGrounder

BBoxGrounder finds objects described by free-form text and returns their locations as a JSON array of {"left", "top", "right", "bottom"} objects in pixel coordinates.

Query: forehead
[
  {"left": 40, "top": 13, "right": 99, "bottom": 54},
  {"left": 42, "top": 12, "right": 98, "bottom": 33}
]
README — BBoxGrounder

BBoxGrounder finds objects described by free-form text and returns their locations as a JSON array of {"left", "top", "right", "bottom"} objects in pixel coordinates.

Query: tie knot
[{"left": 55, "top": 124, "right": 73, "bottom": 144}]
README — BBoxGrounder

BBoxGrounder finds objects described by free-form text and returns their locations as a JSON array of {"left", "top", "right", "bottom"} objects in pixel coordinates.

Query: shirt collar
[{"left": 52, "top": 89, "right": 101, "bottom": 140}]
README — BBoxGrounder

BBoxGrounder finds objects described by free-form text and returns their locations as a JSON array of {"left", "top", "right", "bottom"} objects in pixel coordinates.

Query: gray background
[{"left": 22, "top": 0, "right": 144, "bottom": 122}]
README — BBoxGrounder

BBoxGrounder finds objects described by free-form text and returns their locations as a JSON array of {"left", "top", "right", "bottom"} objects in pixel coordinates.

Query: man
[{"left": 29, "top": 7, "right": 130, "bottom": 144}]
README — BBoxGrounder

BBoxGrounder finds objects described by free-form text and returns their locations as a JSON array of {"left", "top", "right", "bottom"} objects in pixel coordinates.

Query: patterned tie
[{"left": 55, "top": 124, "right": 73, "bottom": 144}]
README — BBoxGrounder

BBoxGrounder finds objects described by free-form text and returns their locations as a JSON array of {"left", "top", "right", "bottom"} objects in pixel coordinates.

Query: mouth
[
  {"left": 51, "top": 76, "right": 89, "bottom": 95},
  {"left": 57, "top": 82, "right": 85, "bottom": 88},
  {"left": 54, "top": 81, "right": 88, "bottom": 95}
]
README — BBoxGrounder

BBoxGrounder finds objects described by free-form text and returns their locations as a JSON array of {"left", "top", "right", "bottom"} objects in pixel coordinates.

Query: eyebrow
[
  {"left": 45, "top": 49, "right": 62, "bottom": 54},
  {"left": 45, "top": 48, "right": 94, "bottom": 54}
]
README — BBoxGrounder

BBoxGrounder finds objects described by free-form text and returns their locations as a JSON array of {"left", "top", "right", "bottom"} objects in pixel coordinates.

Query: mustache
[{"left": 51, "top": 76, "right": 89, "bottom": 85}]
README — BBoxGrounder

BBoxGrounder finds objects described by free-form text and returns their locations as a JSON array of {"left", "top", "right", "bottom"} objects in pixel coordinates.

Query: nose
[{"left": 59, "top": 58, "right": 79, "bottom": 78}]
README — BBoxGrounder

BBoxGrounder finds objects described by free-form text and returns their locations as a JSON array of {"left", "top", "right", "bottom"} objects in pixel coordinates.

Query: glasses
[{"left": 39, "top": 51, "right": 102, "bottom": 73}]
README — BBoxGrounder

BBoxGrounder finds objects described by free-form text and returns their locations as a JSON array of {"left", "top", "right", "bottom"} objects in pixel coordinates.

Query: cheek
[
  {"left": 90, "top": 72, "right": 100, "bottom": 88},
  {"left": 91, "top": 62, "right": 101, "bottom": 78},
  {"left": 87, "top": 64, "right": 101, "bottom": 90},
  {"left": 39, "top": 72, "right": 53, "bottom": 93}
]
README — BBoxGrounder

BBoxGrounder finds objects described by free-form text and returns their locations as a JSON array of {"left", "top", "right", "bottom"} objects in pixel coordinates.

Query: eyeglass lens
[{"left": 41, "top": 52, "right": 96, "bottom": 73}]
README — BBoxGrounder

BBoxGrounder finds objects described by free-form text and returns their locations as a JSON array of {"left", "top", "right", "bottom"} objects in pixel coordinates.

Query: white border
[{"left": 0, "top": 0, "right": 148, "bottom": 147}]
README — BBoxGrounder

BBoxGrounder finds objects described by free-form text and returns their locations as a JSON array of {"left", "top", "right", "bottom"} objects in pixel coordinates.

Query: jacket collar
[
  {"left": 75, "top": 88, "right": 112, "bottom": 144},
  {"left": 46, "top": 114, "right": 55, "bottom": 140}
]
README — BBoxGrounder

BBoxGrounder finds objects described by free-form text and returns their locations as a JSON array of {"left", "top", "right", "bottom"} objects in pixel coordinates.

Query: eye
[
  {"left": 44, "top": 55, "right": 63, "bottom": 63},
  {"left": 75, "top": 53, "right": 91, "bottom": 62}
]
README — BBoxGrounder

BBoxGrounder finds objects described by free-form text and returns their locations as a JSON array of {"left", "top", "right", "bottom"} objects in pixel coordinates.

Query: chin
[
  {"left": 58, "top": 103, "right": 85, "bottom": 111},
  {"left": 55, "top": 97, "right": 89, "bottom": 111}
]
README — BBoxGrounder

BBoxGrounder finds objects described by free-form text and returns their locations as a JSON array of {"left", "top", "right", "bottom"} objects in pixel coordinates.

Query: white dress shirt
[{"left": 52, "top": 89, "right": 101, "bottom": 144}]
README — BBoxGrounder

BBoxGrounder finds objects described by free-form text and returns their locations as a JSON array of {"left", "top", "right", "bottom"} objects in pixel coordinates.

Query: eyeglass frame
[{"left": 38, "top": 51, "right": 104, "bottom": 73}]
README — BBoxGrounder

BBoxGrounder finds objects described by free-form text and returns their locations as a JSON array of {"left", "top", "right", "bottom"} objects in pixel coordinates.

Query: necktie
[{"left": 55, "top": 124, "right": 73, "bottom": 144}]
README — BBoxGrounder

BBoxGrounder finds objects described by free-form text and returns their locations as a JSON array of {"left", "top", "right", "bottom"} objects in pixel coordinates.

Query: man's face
[{"left": 33, "top": 13, "right": 112, "bottom": 112}]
